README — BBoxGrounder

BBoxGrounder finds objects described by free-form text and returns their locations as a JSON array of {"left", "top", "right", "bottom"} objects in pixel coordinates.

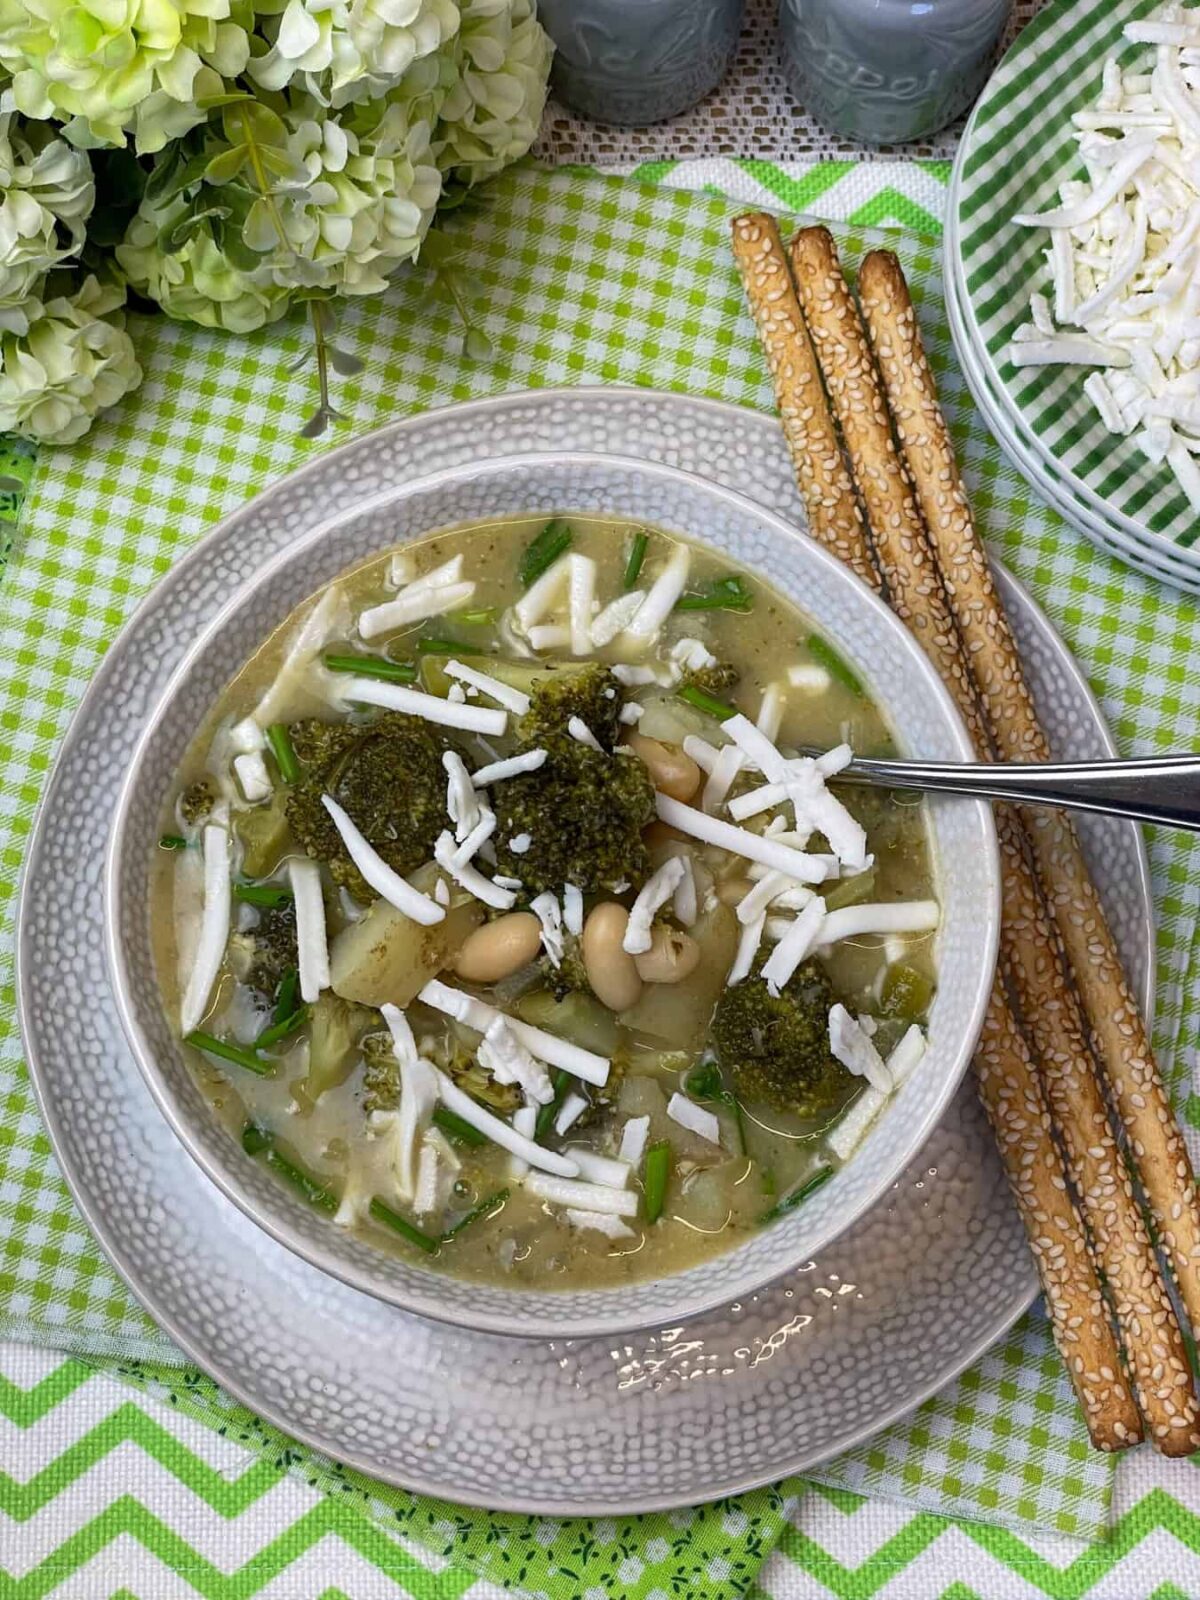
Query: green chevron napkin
[{"left": 9, "top": 155, "right": 1195, "bottom": 1593}]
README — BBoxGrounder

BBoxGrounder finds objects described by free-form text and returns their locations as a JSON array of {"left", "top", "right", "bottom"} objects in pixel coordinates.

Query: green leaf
[
  {"left": 243, "top": 195, "right": 281, "bottom": 252},
  {"left": 197, "top": 90, "right": 255, "bottom": 110},
  {"left": 204, "top": 145, "right": 249, "bottom": 185},
  {"left": 419, "top": 229, "right": 459, "bottom": 269},
  {"left": 329, "top": 346, "right": 364, "bottom": 377},
  {"left": 464, "top": 327, "right": 493, "bottom": 360}
]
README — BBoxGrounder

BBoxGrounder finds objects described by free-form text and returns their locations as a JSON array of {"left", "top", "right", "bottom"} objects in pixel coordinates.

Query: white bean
[
  {"left": 453, "top": 912, "right": 542, "bottom": 983},
  {"left": 626, "top": 733, "right": 702, "bottom": 802},
  {"left": 633, "top": 926, "right": 701, "bottom": 985},
  {"left": 582, "top": 903, "right": 644, "bottom": 1011}
]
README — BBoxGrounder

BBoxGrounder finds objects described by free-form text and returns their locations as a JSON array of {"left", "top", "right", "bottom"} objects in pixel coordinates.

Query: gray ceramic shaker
[
  {"left": 779, "top": 0, "right": 1013, "bottom": 144},
  {"left": 537, "top": 0, "right": 746, "bottom": 126}
]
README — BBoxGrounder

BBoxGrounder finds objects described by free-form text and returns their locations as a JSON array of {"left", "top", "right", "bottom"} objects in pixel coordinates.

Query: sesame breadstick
[
  {"left": 730, "top": 213, "right": 877, "bottom": 587},
  {"left": 789, "top": 224, "right": 1195, "bottom": 1450},
  {"left": 731, "top": 215, "right": 1141, "bottom": 1449},
  {"left": 859, "top": 246, "right": 1200, "bottom": 1344}
]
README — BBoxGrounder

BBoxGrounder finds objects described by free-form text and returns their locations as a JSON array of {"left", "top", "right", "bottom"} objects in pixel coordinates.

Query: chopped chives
[
  {"left": 158, "top": 833, "right": 188, "bottom": 851},
  {"left": 761, "top": 1164, "right": 833, "bottom": 1225},
  {"left": 241, "top": 1121, "right": 273, "bottom": 1156},
  {"left": 323, "top": 651, "right": 418, "bottom": 683},
  {"left": 273, "top": 966, "right": 300, "bottom": 1026},
  {"left": 450, "top": 606, "right": 496, "bottom": 625},
  {"left": 677, "top": 683, "right": 736, "bottom": 721},
  {"left": 255, "top": 1004, "right": 310, "bottom": 1050},
  {"left": 806, "top": 635, "right": 863, "bottom": 697},
  {"left": 266, "top": 722, "right": 301, "bottom": 784},
  {"left": 518, "top": 518, "right": 572, "bottom": 587},
  {"left": 266, "top": 1147, "right": 338, "bottom": 1212},
  {"left": 642, "top": 1141, "right": 671, "bottom": 1224},
  {"left": 684, "top": 1060, "right": 746, "bottom": 1156},
  {"left": 185, "top": 1030, "right": 273, "bottom": 1076},
  {"left": 622, "top": 530, "right": 648, "bottom": 590},
  {"left": 675, "top": 574, "right": 754, "bottom": 613},
  {"left": 442, "top": 1187, "right": 509, "bottom": 1241},
  {"left": 369, "top": 1196, "right": 441, "bottom": 1254},
  {"left": 416, "top": 636, "right": 487, "bottom": 656},
  {"left": 433, "top": 1105, "right": 489, "bottom": 1147},
  {"left": 233, "top": 882, "right": 293, "bottom": 909},
  {"left": 536, "top": 1068, "right": 571, "bottom": 1139}
]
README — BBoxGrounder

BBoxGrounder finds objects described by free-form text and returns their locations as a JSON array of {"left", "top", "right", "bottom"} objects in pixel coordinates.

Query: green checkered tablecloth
[{"left": 3, "top": 156, "right": 1200, "bottom": 1600}]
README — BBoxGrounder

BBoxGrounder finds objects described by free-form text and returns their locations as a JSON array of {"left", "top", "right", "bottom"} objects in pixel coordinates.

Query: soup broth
[{"left": 153, "top": 515, "right": 938, "bottom": 1289}]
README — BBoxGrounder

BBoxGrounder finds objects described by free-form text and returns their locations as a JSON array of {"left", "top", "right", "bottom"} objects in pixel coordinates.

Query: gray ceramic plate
[{"left": 17, "top": 388, "right": 1154, "bottom": 1513}]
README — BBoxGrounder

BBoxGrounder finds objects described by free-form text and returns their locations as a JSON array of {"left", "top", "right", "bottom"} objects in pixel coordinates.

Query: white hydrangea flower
[
  {"left": 0, "top": 275, "right": 142, "bottom": 443},
  {"left": 436, "top": 0, "right": 551, "bottom": 184},
  {"left": 116, "top": 197, "right": 293, "bottom": 334},
  {"left": 0, "top": 115, "right": 94, "bottom": 330},
  {"left": 249, "top": 0, "right": 460, "bottom": 108},
  {"left": 0, "top": 0, "right": 254, "bottom": 151},
  {"left": 261, "top": 96, "right": 443, "bottom": 294}
]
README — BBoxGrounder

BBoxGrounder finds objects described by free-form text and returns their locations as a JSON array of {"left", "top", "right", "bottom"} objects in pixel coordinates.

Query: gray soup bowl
[{"left": 106, "top": 451, "right": 1000, "bottom": 1339}]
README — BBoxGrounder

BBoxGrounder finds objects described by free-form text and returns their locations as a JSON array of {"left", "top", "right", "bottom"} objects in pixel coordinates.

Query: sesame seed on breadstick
[
  {"left": 732, "top": 216, "right": 1142, "bottom": 1449},
  {"left": 789, "top": 224, "right": 1191, "bottom": 1450},
  {"left": 730, "top": 213, "right": 877, "bottom": 588},
  {"left": 859, "top": 245, "right": 1200, "bottom": 1372}
]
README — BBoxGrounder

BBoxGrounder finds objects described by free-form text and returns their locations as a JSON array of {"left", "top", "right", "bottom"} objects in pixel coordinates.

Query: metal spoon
[{"left": 820, "top": 752, "right": 1200, "bottom": 832}]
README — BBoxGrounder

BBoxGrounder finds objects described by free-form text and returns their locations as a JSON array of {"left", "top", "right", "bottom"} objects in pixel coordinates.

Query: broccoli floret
[
  {"left": 359, "top": 1031, "right": 522, "bottom": 1117},
  {"left": 681, "top": 661, "right": 740, "bottom": 697},
  {"left": 360, "top": 1031, "right": 400, "bottom": 1113},
  {"left": 286, "top": 713, "right": 451, "bottom": 901},
  {"left": 520, "top": 663, "right": 623, "bottom": 750},
  {"left": 493, "top": 737, "right": 655, "bottom": 894},
  {"left": 179, "top": 779, "right": 215, "bottom": 827},
  {"left": 235, "top": 900, "right": 298, "bottom": 1000},
  {"left": 539, "top": 935, "right": 593, "bottom": 1002},
  {"left": 713, "top": 959, "right": 853, "bottom": 1114}
]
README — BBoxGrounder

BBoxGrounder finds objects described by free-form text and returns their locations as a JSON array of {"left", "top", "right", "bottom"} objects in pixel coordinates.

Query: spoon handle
[{"left": 839, "top": 753, "right": 1200, "bottom": 832}]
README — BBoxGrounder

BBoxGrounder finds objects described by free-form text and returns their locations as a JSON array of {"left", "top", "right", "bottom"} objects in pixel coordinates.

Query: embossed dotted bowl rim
[{"left": 103, "top": 447, "right": 1000, "bottom": 1340}]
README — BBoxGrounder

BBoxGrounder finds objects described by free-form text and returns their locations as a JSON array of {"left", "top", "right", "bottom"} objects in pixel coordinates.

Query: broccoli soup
[{"left": 154, "top": 516, "right": 938, "bottom": 1289}]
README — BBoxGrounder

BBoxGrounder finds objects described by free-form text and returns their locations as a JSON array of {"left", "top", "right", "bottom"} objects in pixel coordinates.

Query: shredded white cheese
[
  {"left": 358, "top": 581, "right": 475, "bottom": 639},
  {"left": 419, "top": 980, "right": 610, "bottom": 1086},
  {"left": 555, "top": 1091, "right": 589, "bottom": 1135},
  {"left": 527, "top": 623, "right": 572, "bottom": 652},
  {"left": 180, "top": 817, "right": 232, "bottom": 1035},
  {"left": 444, "top": 659, "right": 530, "bottom": 714},
  {"left": 477, "top": 1015, "right": 554, "bottom": 1105},
  {"left": 472, "top": 749, "right": 547, "bottom": 786},
  {"left": 563, "top": 883, "right": 584, "bottom": 936},
  {"left": 523, "top": 1173, "right": 638, "bottom": 1216},
  {"left": 433, "top": 828, "right": 515, "bottom": 911},
  {"left": 513, "top": 554, "right": 571, "bottom": 631},
  {"left": 623, "top": 545, "right": 690, "bottom": 644},
  {"left": 590, "top": 590, "right": 645, "bottom": 647},
  {"left": 667, "top": 1092, "right": 722, "bottom": 1146},
  {"left": 290, "top": 856, "right": 330, "bottom": 1003},
  {"left": 1008, "top": 10, "right": 1200, "bottom": 508},
  {"left": 672, "top": 855, "right": 698, "bottom": 926},
  {"left": 320, "top": 794, "right": 445, "bottom": 925},
  {"left": 623, "top": 855, "right": 687, "bottom": 953},
  {"left": 379, "top": 1004, "right": 439, "bottom": 1200},
  {"left": 618, "top": 701, "right": 645, "bottom": 726},
  {"left": 529, "top": 890, "right": 565, "bottom": 967},
  {"left": 828, "top": 1005, "right": 893, "bottom": 1093},
  {"left": 233, "top": 750, "right": 272, "bottom": 803},
  {"left": 787, "top": 664, "right": 833, "bottom": 693},
  {"left": 507, "top": 1103, "right": 538, "bottom": 1181},
  {"left": 569, "top": 1149, "right": 631, "bottom": 1188},
  {"left": 564, "top": 1209, "right": 634, "bottom": 1240},
  {"left": 443, "top": 750, "right": 482, "bottom": 842},
  {"left": 567, "top": 715, "right": 603, "bottom": 750},
  {"left": 828, "top": 1024, "right": 926, "bottom": 1161},
  {"left": 618, "top": 1115, "right": 650, "bottom": 1168},
  {"left": 727, "top": 911, "right": 766, "bottom": 985},
  {"left": 568, "top": 553, "right": 597, "bottom": 656},
  {"left": 339, "top": 676, "right": 507, "bottom": 736},
  {"left": 654, "top": 793, "right": 834, "bottom": 884},
  {"left": 818, "top": 900, "right": 940, "bottom": 948},
  {"left": 434, "top": 1070, "right": 579, "bottom": 1177},
  {"left": 508, "top": 832, "right": 532, "bottom": 855},
  {"left": 760, "top": 898, "right": 827, "bottom": 995}
]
